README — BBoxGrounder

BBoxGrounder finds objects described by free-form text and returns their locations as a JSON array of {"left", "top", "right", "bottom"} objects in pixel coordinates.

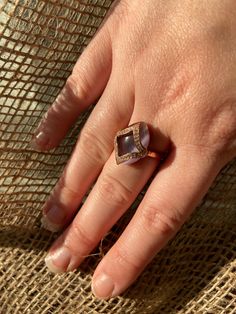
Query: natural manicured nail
[
  {"left": 46, "top": 205, "right": 66, "bottom": 224},
  {"left": 45, "top": 246, "right": 72, "bottom": 273},
  {"left": 92, "top": 273, "right": 115, "bottom": 299},
  {"left": 41, "top": 205, "right": 66, "bottom": 232},
  {"left": 41, "top": 216, "right": 61, "bottom": 232},
  {"left": 30, "top": 131, "right": 49, "bottom": 150}
]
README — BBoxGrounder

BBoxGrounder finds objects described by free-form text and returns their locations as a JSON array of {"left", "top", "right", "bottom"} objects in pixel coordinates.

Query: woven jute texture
[{"left": 0, "top": 1, "right": 236, "bottom": 313}]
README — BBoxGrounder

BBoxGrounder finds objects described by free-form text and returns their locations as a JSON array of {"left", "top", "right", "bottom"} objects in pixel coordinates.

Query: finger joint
[
  {"left": 65, "top": 221, "right": 95, "bottom": 255},
  {"left": 98, "top": 173, "right": 134, "bottom": 208},
  {"left": 65, "top": 72, "right": 91, "bottom": 106},
  {"left": 112, "top": 246, "right": 140, "bottom": 273},
  {"left": 140, "top": 203, "right": 183, "bottom": 237},
  {"left": 78, "top": 128, "right": 111, "bottom": 165},
  {"left": 55, "top": 176, "right": 80, "bottom": 201}
]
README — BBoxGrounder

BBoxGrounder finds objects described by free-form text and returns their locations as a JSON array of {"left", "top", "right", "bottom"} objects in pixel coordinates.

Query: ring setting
[{"left": 114, "top": 122, "right": 160, "bottom": 165}]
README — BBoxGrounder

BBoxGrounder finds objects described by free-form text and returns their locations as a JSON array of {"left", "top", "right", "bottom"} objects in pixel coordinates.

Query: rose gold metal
[{"left": 147, "top": 151, "right": 160, "bottom": 160}]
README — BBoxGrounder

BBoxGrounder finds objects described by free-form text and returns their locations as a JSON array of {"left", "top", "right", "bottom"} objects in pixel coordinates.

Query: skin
[{"left": 32, "top": 0, "right": 236, "bottom": 299}]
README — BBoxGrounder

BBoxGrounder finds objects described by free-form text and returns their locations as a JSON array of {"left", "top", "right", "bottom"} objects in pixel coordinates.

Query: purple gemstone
[
  {"left": 117, "top": 131, "right": 138, "bottom": 156},
  {"left": 117, "top": 122, "right": 150, "bottom": 165},
  {"left": 139, "top": 122, "right": 150, "bottom": 149}
]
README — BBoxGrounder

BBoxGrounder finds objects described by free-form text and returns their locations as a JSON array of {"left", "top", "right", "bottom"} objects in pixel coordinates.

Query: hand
[{"left": 32, "top": 0, "right": 236, "bottom": 299}]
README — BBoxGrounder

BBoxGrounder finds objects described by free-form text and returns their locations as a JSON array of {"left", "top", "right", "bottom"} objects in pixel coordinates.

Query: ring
[{"left": 114, "top": 122, "right": 161, "bottom": 165}]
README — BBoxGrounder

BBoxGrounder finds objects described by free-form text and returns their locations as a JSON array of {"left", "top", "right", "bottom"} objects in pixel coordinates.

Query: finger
[
  {"left": 31, "top": 27, "right": 112, "bottom": 151},
  {"left": 43, "top": 118, "right": 169, "bottom": 271},
  {"left": 41, "top": 77, "right": 134, "bottom": 232},
  {"left": 43, "top": 150, "right": 159, "bottom": 273},
  {"left": 91, "top": 147, "right": 220, "bottom": 299}
]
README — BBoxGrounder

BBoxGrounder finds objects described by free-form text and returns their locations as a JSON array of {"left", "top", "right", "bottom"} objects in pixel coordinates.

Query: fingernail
[
  {"left": 41, "top": 216, "right": 61, "bottom": 232},
  {"left": 41, "top": 205, "right": 66, "bottom": 232},
  {"left": 45, "top": 246, "right": 71, "bottom": 273},
  {"left": 30, "top": 131, "right": 49, "bottom": 150},
  {"left": 92, "top": 273, "right": 115, "bottom": 299},
  {"left": 46, "top": 205, "right": 66, "bottom": 225}
]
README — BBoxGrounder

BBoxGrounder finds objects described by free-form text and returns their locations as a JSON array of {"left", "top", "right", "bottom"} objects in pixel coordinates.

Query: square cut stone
[{"left": 117, "top": 131, "right": 139, "bottom": 156}]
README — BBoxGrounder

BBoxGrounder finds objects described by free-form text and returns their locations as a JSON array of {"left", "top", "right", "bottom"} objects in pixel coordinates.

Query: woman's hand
[{"left": 32, "top": 0, "right": 236, "bottom": 299}]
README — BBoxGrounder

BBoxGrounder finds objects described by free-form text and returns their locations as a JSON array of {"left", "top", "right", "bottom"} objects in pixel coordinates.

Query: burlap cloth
[{"left": 0, "top": 1, "right": 235, "bottom": 313}]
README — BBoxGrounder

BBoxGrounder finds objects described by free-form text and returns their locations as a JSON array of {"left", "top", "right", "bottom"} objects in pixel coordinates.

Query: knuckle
[
  {"left": 66, "top": 221, "right": 95, "bottom": 253},
  {"left": 65, "top": 72, "right": 90, "bottom": 104},
  {"left": 216, "top": 100, "right": 236, "bottom": 142},
  {"left": 206, "top": 98, "right": 236, "bottom": 156},
  {"left": 140, "top": 203, "right": 183, "bottom": 237},
  {"left": 79, "top": 128, "right": 111, "bottom": 165},
  {"left": 112, "top": 246, "right": 140, "bottom": 272},
  {"left": 164, "top": 66, "right": 193, "bottom": 107},
  {"left": 98, "top": 173, "right": 133, "bottom": 207},
  {"left": 39, "top": 75, "right": 88, "bottom": 128},
  {"left": 56, "top": 176, "right": 79, "bottom": 201}
]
